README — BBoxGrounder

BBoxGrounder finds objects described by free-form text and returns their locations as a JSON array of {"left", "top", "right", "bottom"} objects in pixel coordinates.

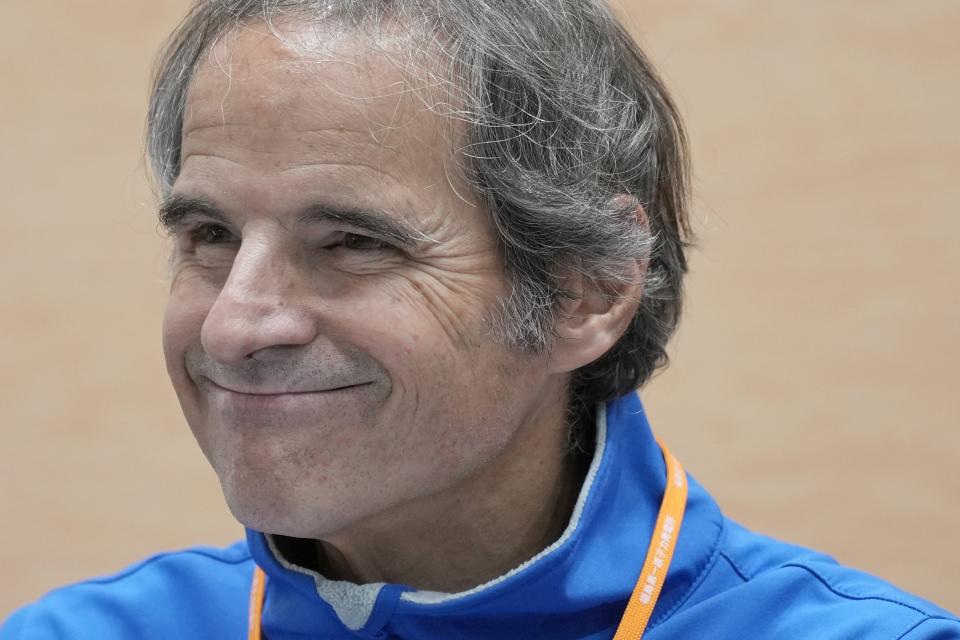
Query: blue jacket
[{"left": 4, "top": 393, "right": 958, "bottom": 639}]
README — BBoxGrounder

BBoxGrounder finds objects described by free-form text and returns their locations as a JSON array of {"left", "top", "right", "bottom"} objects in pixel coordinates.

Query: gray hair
[{"left": 147, "top": 0, "right": 691, "bottom": 447}]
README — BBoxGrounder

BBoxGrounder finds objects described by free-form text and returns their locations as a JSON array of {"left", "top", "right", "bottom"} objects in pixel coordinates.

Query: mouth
[{"left": 204, "top": 377, "right": 372, "bottom": 397}]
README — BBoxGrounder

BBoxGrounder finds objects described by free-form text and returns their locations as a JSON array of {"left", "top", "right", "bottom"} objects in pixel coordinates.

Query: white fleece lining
[
  {"left": 264, "top": 403, "right": 609, "bottom": 626},
  {"left": 265, "top": 534, "right": 386, "bottom": 631}
]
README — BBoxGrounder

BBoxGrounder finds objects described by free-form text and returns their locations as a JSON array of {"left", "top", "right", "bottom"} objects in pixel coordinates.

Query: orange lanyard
[
  {"left": 248, "top": 563, "right": 266, "bottom": 640},
  {"left": 612, "top": 440, "right": 687, "bottom": 639},
  {"left": 247, "top": 441, "right": 686, "bottom": 640}
]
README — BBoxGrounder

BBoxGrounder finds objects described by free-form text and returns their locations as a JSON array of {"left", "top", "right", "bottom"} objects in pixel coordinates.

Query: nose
[{"left": 200, "top": 234, "right": 319, "bottom": 365}]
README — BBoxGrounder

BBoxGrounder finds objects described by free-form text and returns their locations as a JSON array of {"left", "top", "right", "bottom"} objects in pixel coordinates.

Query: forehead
[{"left": 181, "top": 19, "right": 457, "bottom": 177}]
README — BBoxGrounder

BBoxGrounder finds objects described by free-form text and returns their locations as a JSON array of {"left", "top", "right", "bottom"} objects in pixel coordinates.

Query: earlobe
[{"left": 547, "top": 198, "right": 649, "bottom": 375}]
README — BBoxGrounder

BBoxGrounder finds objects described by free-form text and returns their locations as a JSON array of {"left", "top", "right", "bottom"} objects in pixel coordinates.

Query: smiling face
[{"left": 161, "top": 23, "right": 571, "bottom": 538}]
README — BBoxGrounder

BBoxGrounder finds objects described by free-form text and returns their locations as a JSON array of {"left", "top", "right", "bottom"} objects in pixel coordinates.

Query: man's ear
[{"left": 547, "top": 202, "right": 649, "bottom": 375}]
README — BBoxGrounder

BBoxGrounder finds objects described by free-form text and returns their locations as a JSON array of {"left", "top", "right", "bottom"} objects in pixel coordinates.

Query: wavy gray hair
[{"left": 147, "top": 0, "right": 691, "bottom": 447}]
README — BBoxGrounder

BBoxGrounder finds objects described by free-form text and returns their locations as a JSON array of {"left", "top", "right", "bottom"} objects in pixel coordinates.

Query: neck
[{"left": 300, "top": 401, "right": 592, "bottom": 593}]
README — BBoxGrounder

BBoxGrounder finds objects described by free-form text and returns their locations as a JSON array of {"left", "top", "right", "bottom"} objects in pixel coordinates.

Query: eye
[
  {"left": 192, "top": 223, "right": 235, "bottom": 245},
  {"left": 342, "top": 232, "right": 390, "bottom": 251}
]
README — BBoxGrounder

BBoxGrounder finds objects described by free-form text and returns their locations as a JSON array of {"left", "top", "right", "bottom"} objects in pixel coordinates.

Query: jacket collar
[{"left": 246, "top": 392, "right": 724, "bottom": 639}]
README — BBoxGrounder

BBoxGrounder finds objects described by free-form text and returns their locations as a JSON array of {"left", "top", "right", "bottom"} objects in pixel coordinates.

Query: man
[{"left": 2, "top": 0, "right": 957, "bottom": 638}]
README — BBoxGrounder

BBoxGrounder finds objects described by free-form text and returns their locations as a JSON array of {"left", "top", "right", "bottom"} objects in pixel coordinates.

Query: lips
[{"left": 204, "top": 377, "right": 371, "bottom": 396}]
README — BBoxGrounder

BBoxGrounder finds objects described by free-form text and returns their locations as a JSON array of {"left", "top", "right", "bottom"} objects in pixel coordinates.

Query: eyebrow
[
  {"left": 158, "top": 196, "right": 226, "bottom": 233},
  {"left": 158, "top": 195, "right": 424, "bottom": 247}
]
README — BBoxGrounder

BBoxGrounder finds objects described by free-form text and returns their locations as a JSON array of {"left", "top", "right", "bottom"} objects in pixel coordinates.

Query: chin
[
  {"left": 225, "top": 494, "right": 318, "bottom": 538},
  {"left": 218, "top": 472, "right": 355, "bottom": 539}
]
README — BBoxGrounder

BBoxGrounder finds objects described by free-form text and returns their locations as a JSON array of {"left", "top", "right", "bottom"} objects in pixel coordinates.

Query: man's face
[{"left": 162, "top": 23, "right": 565, "bottom": 538}]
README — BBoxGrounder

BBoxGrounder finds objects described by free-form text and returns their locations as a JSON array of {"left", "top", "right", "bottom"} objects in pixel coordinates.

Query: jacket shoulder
[
  {"left": 1, "top": 541, "right": 253, "bottom": 640},
  {"left": 655, "top": 518, "right": 959, "bottom": 639}
]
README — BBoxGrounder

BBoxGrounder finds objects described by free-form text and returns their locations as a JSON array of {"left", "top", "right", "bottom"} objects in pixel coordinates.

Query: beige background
[{"left": 1, "top": 0, "right": 957, "bottom": 618}]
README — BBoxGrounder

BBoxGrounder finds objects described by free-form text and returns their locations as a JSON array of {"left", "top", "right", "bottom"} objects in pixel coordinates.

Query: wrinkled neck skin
[{"left": 307, "top": 397, "right": 589, "bottom": 593}]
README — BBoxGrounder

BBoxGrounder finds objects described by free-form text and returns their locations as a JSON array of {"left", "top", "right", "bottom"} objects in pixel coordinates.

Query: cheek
[
  {"left": 343, "top": 290, "right": 480, "bottom": 389},
  {"left": 359, "top": 271, "right": 500, "bottom": 349},
  {"left": 162, "top": 281, "right": 215, "bottom": 392},
  {"left": 343, "top": 281, "right": 533, "bottom": 424}
]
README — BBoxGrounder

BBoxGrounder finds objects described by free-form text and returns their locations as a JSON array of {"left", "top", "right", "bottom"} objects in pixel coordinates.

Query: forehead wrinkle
[
  {"left": 180, "top": 121, "right": 410, "bottom": 181},
  {"left": 179, "top": 139, "right": 413, "bottom": 189},
  {"left": 177, "top": 152, "right": 405, "bottom": 186},
  {"left": 181, "top": 122, "right": 398, "bottom": 142}
]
